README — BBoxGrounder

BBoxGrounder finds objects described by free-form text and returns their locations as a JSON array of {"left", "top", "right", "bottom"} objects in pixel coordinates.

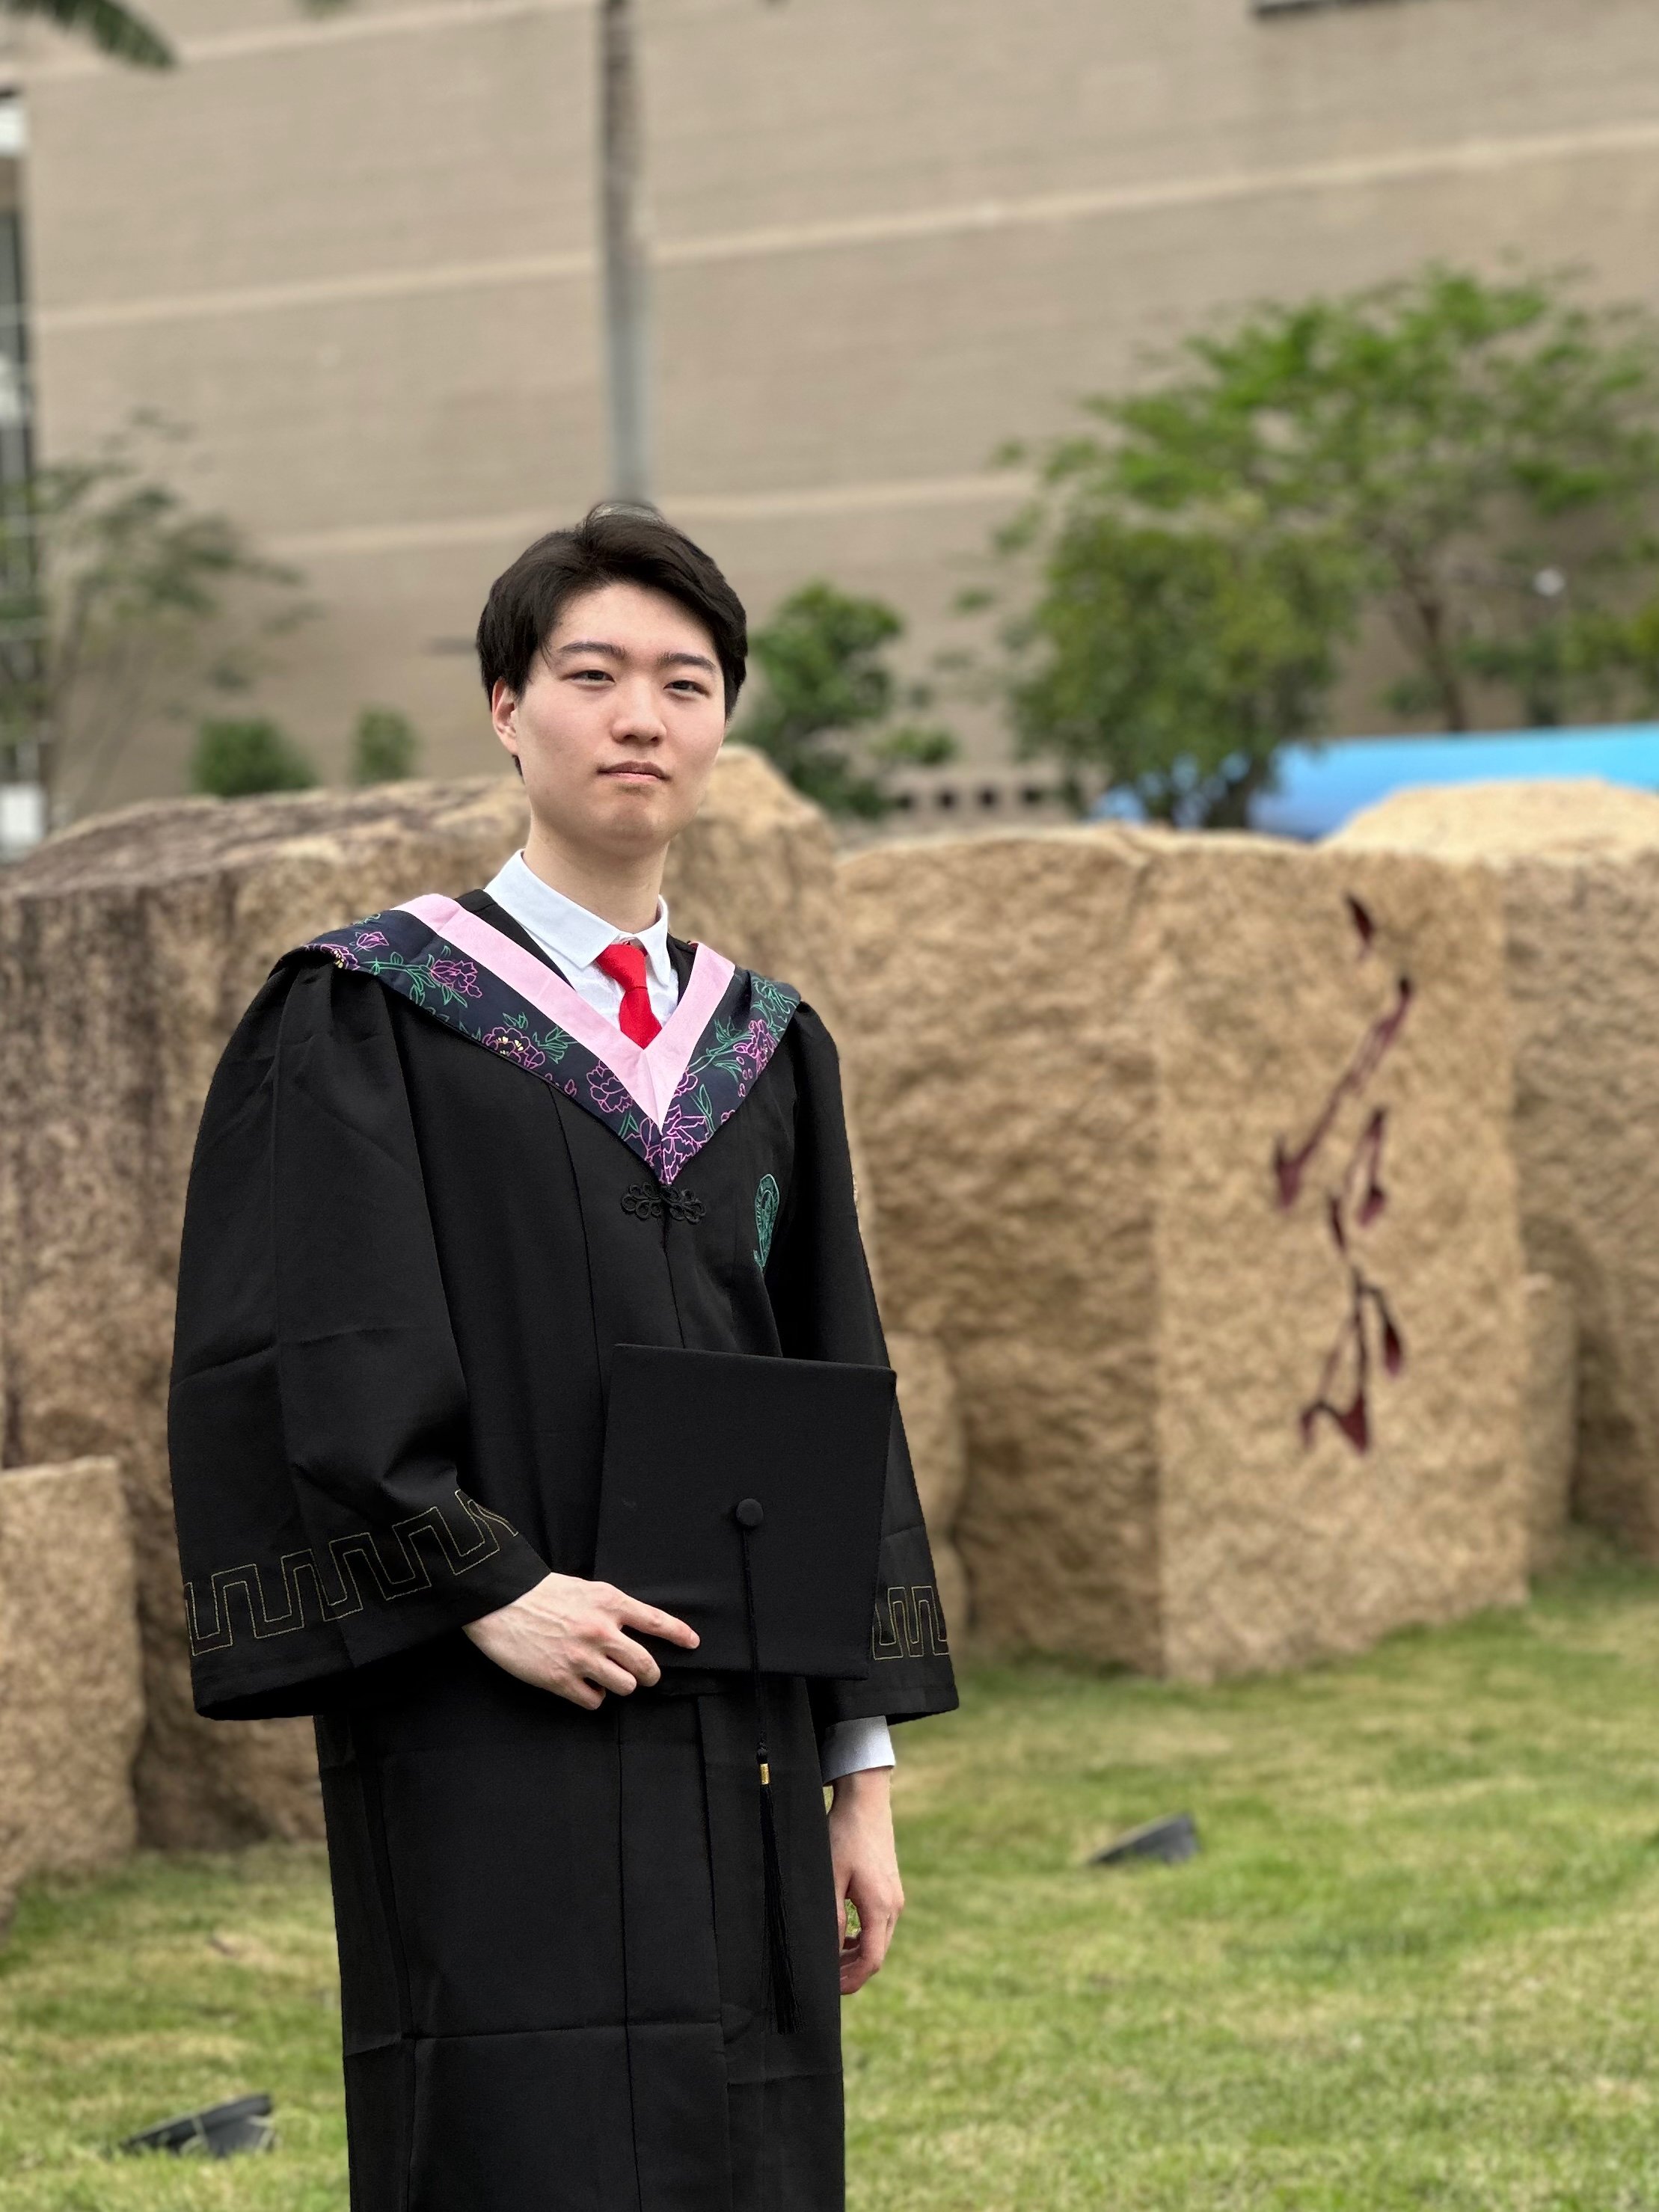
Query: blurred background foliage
[
  {"left": 990, "top": 266, "right": 1659, "bottom": 826},
  {"left": 0, "top": 0, "right": 171, "bottom": 71},
  {"left": 349, "top": 705, "right": 422, "bottom": 787},
  {"left": 189, "top": 705, "right": 423, "bottom": 799},
  {"left": 739, "top": 580, "right": 957, "bottom": 819},
  {"left": 189, "top": 717, "right": 316, "bottom": 799},
  {"left": 0, "top": 419, "right": 307, "bottom": 821}
]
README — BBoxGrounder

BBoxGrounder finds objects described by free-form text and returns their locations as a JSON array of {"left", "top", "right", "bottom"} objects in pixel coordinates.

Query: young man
[{"left": 168, "top": 505, "right": 957, "bottom": 2212}]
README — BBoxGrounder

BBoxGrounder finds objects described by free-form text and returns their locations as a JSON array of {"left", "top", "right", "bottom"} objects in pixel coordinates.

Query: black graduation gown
[{"left": 167, "top": 887, "right": 957, "bottom": 2212}]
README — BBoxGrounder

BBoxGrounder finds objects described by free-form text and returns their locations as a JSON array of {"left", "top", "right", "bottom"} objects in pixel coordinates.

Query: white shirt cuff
[{"left": 819, "top": 1716, "right": 895, "bottom": 1782}]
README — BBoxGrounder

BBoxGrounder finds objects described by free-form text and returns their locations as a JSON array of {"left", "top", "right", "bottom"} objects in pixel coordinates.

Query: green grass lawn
[{"left": 9, "top": 1558, "right": 1659, "bottom": 2209}]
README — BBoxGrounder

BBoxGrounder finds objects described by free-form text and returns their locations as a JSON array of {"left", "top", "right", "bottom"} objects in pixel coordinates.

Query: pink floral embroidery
[
  {"left": 428, "top": 956, "right": 482, "bottom": 999},
  {"left": 729, "top": 1029, "right": 771, "bottom": 1084},
  {"left": 586, "top": 1066, "right": 634, "bottom": 1117},
  {"left": 648, "top": 1084, "right": 718, "bottom": 1185},
  {"left": 298, "top": 913, "right": 798, "bottom": 1185}
]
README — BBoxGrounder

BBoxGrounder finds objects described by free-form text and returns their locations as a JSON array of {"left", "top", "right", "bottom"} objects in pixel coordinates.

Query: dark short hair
[{"left": 476, "top": 503, "right": 747, "bottom": 716}]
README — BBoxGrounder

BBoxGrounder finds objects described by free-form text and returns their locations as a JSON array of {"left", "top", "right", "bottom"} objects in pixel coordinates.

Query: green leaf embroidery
[{"left": 754, "top": 1173, "right": 781, "bottom": 1269}]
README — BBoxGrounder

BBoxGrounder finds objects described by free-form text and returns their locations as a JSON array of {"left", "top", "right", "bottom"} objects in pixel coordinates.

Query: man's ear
[{"left": 490, "top": 678, "right": 521, "bottom": 769}]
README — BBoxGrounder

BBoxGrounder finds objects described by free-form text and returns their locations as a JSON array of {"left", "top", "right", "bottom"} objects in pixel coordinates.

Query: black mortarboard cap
[
  {"left": 596, "top": 1343, "right": 897, "bottom": 2037},
  {"left": 594, "top": 1342, "right": 895, "bottom": 1680},
  {"left": 121, "top": 2093, "right": 275, "bottom": 2158}
]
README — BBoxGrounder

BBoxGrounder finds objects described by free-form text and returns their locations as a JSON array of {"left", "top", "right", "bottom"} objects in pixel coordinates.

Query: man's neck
[{"left": 518, "top": 825, "right": 667, "bottom": 936}]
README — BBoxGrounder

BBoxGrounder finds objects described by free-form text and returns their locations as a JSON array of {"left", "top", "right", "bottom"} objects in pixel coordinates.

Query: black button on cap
[{"left": 734, "top": 1498, "right": 764, "bottom": 1529}]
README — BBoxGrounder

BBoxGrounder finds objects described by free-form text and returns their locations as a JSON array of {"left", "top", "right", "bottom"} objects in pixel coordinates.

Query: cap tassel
[
  {"left": 737, "top": 1502, "right": 798, "bottom": 2036},
  {"left": 758, "top": 1760, "right": 799, "bottom": 2036}
]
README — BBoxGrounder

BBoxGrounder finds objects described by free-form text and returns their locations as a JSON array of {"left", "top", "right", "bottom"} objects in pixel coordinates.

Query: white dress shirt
[
  {"left": 485, "top": 851, "right": 681, "bottom": 1028},
  {"left": 484, "top": 852, "right": 895, "bottom": 1786}
]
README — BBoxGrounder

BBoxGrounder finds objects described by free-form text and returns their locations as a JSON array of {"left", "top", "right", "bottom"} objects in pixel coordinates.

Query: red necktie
[{"left": 595, "top": 939, "right": 661, "bottom": 1046}]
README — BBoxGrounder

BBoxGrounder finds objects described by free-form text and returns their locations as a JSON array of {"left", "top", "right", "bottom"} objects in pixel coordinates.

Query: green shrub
[
  {"left": 350, "top": 704, "right": 421, "bottom": 785},
  {"left": 190, "top": 717, "right": 318, "bottom": 797},
  {"left": 737, "top": 581, "right": 956, "bottom": 817}
]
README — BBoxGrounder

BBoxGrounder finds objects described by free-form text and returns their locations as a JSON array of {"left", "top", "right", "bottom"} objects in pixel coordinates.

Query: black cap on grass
[
  {"left": 1090, "top": 1813, "right": 1199, "bottom": 1868},
  {"left": 120, "top": 2092, "right": 275, "bottom": 2158}
]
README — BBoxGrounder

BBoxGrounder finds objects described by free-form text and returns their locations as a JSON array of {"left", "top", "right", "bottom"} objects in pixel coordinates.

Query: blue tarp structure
[{"left": 1093, "top": 726, "right": 1659, "bottom": 841}]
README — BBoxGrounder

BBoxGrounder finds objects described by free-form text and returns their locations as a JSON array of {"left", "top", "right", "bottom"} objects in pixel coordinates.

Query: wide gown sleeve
[
  {"left": 168, "top": 954, "right": 551, "bottom": 1721},
  {"left": 767, "top": 1003, "right": 959, "bottom": 1730}
]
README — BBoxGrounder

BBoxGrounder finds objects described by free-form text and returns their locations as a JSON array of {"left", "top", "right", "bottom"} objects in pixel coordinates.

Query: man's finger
[
  {"left": 844, "top": 1887, "right": 898, "bottom": 1976},
  {"left": 585, "top": 1655, "right": 642, "bottom": 1697},
  {"left": 606, "top": 1633, "right": 662, "bottom": 1688},
  {"left": 614, "top": 1594, "right": 700, "bottom": 1648},
  {"left": 839, "top": 1936, "right": 881, "bottom": 1995}
]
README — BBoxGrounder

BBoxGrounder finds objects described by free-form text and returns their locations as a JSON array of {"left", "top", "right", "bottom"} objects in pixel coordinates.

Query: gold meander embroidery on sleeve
[
  {"left": 871, "top": 1584, "right": 949, "bottom": 1661},
  {"left": 184, "top": 1489, "right": 517, "bottom": 1655}
]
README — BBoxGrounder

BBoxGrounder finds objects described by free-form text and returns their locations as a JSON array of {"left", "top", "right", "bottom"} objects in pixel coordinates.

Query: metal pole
[{"left": 598, "top": 0, "right": 654, "bottom": 506}]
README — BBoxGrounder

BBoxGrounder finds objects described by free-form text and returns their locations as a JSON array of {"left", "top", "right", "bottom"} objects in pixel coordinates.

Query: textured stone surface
[
  {"left": 1334, "top": 778, "right": 1659, "bottom": 861},
  {"left": 1523, "top": 1274, "right": 1577, "bottom": 1574},
  {"left": 0, "top": 749, "right": 848, "bottom": 1846},
  {"left": 840, "top": 826, "right": 1530, "bottom": 1680},
  {"left": 0, "top": 1458, "right": 144, "bottom": 1929},
  {"left": 887, "top": 1330, "right": 970, "bottom": 1644},
  {"left": 1336, "top": 781, "right": 1659, "bottom": 1555}
]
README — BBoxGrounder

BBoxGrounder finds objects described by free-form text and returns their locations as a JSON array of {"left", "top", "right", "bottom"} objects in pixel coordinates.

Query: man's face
[{"left": 491, "top": 580, "right": 727, "bottom": 859}]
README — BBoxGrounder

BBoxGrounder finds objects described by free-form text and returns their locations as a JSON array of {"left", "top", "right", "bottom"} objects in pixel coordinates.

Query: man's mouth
[{"left": 600, "top": 763, "right": 666, "bottom": 781}]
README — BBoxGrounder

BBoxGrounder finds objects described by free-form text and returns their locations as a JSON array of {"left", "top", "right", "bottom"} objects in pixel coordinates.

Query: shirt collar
[{"left": 485, "top": 851, "right": 675, "bottom": 989}]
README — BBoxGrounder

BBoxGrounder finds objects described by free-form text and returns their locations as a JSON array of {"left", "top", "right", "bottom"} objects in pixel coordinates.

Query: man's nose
[{"left": 610, "top": 678, "right": 668, "bottom": 740}]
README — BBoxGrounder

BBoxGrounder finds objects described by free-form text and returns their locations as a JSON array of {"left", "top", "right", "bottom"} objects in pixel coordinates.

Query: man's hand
[
  {"left": 463, "top": 1573, "right": 698, "bottom": 1709},
  {"left": 828, "top": 1766, "right": 904, "bottom": 1996}
]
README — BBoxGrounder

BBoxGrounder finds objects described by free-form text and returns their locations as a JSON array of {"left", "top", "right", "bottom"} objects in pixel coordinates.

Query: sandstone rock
[
  {"left": 839, "top": 826, "right": 1530, "bottom": 1680},
  {"left": 929, "top": 1547, "right": 970, "bottom": 1665},
  {"left": 1334, "top": 777, "right": 1659, "bottom": 860},
  {"left": 1335, "top": 781, "right": 1659, "bottom": 1555},
  {"left": 0, "top": 751, "right": 848, "bottom": 1846},
  {"left": 887, "top": 1330, "right": 972, "bottom": 1644},
  {"left": 886, "top": 1331, "right": 967, "bottom": 1535},
  {"left": 1523, "top": 1273, "right": 1577, "bottom": 1574},
  {"left": 0, "top": 1458, "right": 144, "bottom": 1926}
]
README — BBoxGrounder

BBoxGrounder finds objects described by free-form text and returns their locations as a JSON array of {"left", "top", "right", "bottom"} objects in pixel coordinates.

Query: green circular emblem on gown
[{"left": 753, "top": 1173, "right": 781, "bottom": 1268}]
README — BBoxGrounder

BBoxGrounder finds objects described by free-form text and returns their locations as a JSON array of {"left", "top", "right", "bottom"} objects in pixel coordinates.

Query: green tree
[
  {"left": 6, "top": 0, "right": 337, "bottom": 64},
  {"left": 1090, "top": 265, "right": 1659, "bottom": 733},
  {"left": 995, "top": 267, "right": 1659, "bottom": 822},
  {"left": 0, "top": 421, "right": 307, "bottom": 822},
  {"left": 190, "top": 716, "right": 317, "bottom": 797},
  {"left": 738, "top": 581, "right": 956, "bottom": 820},
  {"left": 1574, "top": 592, "right": 1659, "bottom": 719},
  {"left": 1005, "top": 513, "right": 1353, "bottom": 826},
  {"left": 2, "top": 0, "right": 172, "bottom": 67},
  {"left": 350, "top": 704, "right": 421, "bottom": 785}
]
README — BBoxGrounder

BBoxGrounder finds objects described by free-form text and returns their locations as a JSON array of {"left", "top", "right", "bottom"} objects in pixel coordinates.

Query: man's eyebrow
[{"left": 553, "top": 639, "right": 718, "bottom": 677}]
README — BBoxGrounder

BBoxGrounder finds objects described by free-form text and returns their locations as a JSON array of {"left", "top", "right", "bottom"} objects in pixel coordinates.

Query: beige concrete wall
[{"left": 13, "top": 0, "right": 1659, "bottom": 805}]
